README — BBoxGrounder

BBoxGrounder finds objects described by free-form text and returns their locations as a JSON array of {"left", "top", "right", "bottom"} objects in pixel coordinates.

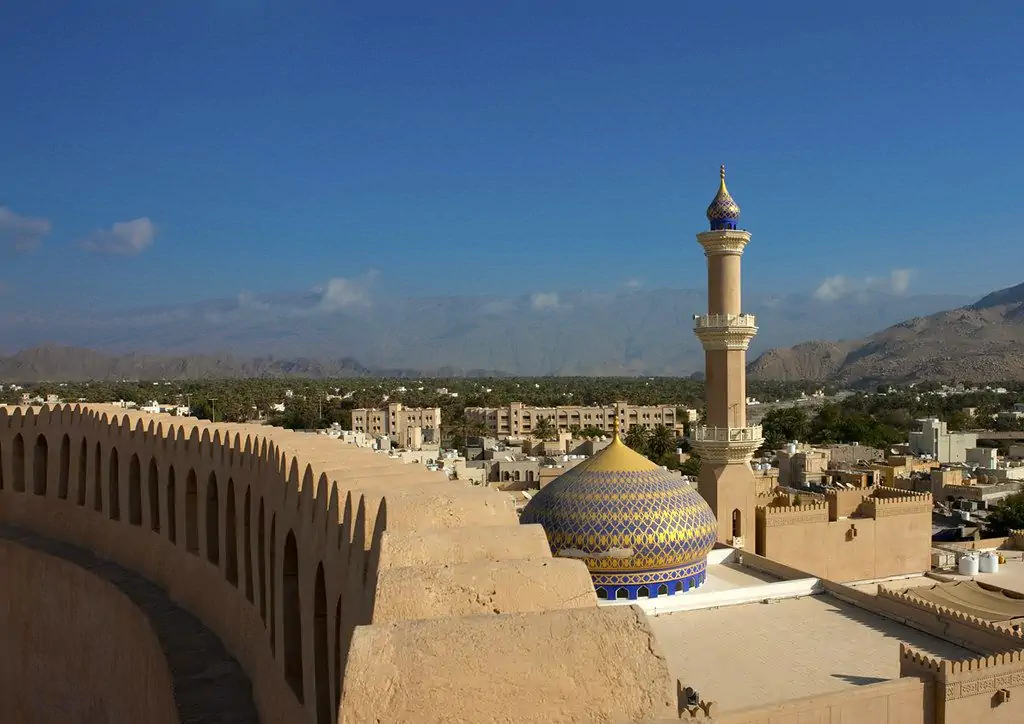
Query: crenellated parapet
[
  {"left": 0, "top": 404, "right": 678, "bottom": 723},
  {"left": 900, "top": 642, "right": 1024, "bottom": 704},
  {"left": 880, "top": 587, "right": 1024, "bottom": 646},
  {"left": 756, "top": 500, "right": 829, "bottom": 528},
  {"left": 860, "top": 489, "right": 933, "bottom": 518}
]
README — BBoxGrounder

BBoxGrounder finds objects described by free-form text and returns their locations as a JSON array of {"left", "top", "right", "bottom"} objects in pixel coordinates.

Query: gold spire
[
  {"left": 706, "top": 164, "right": 741, "bottom": 224},
  {"left": 612, "top": 415, "right": 620, "bottom": 439},
  {"left": 581, "top": 417, "right": 660, "bottom": 473}
]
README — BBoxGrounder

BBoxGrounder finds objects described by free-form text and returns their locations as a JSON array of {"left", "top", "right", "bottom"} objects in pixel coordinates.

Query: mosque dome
[
  {"left": 706, "top": 164, "right": 741, "bottom": 230},
  {"left": 519, "top": 432, "right": 718, "bottom": 601}
]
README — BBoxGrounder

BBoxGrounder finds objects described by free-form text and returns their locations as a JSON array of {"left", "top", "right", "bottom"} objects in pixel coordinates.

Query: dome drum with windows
[{"left": 519, "top": 431, "right": 717, "bottom": 601}]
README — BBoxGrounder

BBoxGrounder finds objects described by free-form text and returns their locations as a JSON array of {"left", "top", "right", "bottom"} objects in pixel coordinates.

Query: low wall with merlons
[{"left": 0, "top": 405, "right": 676, "bottom": 723}]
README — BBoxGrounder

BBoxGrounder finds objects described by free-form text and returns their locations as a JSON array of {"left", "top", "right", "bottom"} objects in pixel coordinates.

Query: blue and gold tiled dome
[
  {"left": 520, "top": 432, "right": 717, "bottom": 601},
  {"left": 706, "top": 164, "right": 741, "bottom": 230}
]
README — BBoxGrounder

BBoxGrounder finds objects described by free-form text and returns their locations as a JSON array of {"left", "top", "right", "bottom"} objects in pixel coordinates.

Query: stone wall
[
  {"left": 755, "top": 489, "right": 931, "bottom": 582},
  {"left": 0, "top": 404, "right": 676, "bottom": 723},
  {"left": 0, "top": 540, "right": 179, "bottom": 724}
]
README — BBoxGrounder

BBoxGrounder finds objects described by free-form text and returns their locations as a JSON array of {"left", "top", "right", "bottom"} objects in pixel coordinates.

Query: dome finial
[
  {"left": 707, "top": 164, "right": 741, "bottom": 230},
  {"left": 612, "top": 415, "right": 621, "bottom": 440}
]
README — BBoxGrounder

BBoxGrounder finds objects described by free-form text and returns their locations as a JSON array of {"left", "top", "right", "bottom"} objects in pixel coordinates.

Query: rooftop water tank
[
  {"left": 787, "top": 442, "right": 797, "bottom": 455},
  {"left": 980, "top": 551, "right": 1000, "bottom": 574},
  {"left": 959, "top": 553, "right": 980, "bottom": 576}
]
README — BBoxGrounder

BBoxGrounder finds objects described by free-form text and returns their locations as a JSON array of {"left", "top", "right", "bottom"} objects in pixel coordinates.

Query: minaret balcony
[
  {"left": 692, "top": 314, "right": 758, "bottom": 350},
  {"left": 690, "top": 425, "right": 763, "bottom": 463}
]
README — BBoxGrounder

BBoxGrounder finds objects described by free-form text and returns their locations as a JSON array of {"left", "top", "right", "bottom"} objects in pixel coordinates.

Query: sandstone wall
[
  {"left": 0, "top": 540, "right": 179, "bottom": 724},
  {"left": 0, "top": 405, "right": 675, "bottom": 723}
]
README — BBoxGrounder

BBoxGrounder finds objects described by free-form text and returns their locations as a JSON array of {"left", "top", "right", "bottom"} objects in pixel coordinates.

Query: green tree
[
  {"left": 532, "top": 416, "right": 555, "bottom": 440},
  {"left": 624, "top": 425, "right": 652, "bottom": 456},
  {"left": 679, "top": 455, "right": 701, "bottom": 477},
  {"left": 760, "top": 407, "right": 809, "bottom": 452},
  {"left": 647, "top": 424, "right": 676, "bottom": 461},
  {"left": 985, "top": 490, "right": 1024, "bottom": 535}
]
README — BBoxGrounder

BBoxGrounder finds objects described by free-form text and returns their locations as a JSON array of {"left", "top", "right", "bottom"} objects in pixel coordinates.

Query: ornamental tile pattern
[{"left": 520, "top": 465, "right": 718, "bottom": 581}]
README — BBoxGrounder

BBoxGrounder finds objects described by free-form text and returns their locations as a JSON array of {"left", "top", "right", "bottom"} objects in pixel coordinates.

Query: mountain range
[
  {"left": 748, "top": 281, "right": 1024, "bottom": 387},
  {"left": 0, "top": 286, "right": 972, "bottom": 381}
]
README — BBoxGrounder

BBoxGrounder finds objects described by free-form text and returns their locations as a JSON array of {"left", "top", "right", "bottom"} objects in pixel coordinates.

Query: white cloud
[
  {"left": 530, "top": 292, "right": 560, "bottom": 310},
  {"left": 318, "top": 270, "right": 378, "bottom": 311},
  {"left": 813, "top": 268, "right": 915, "bottom": 302},
  {"left": 81, "top": 217, "right": 157, "bottom": 255},
  {"left": 0, "top": 206, "right": 52, "bottom": 252},
  {"left": 623, "top": 278, "right": 643, "bottom": 290}
]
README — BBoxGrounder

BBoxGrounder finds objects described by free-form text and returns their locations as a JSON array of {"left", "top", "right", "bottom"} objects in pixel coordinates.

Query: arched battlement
[{"left": 0, "top": 403, "right": 676, "bottom": 723}]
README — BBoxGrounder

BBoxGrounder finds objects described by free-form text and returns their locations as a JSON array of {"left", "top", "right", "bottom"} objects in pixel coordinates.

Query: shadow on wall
[{"left": 0, "top": 404, "right": 390, "bottom": 724}]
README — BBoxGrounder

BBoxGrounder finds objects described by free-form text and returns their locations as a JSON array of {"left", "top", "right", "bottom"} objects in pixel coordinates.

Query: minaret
[{"left": 691, "top": 166, "right": 763, "bottom": 549}]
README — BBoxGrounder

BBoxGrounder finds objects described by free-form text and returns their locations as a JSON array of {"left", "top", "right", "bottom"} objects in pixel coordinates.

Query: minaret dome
[{"left": 706, "top": 165, "right": 741, "bottom": 230}]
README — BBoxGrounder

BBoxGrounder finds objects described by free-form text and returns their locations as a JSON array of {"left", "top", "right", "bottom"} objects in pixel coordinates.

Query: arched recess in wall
[
  {"left": 93, "top": 442, "right": 102, "bottom": 512},
  {"left": 76, "top": 438, "right": 87, "bottom": 506},
  {"left": 13, "top": 433, "right": 25, "bottom": 492},
  {"left": 167, "top": 467, "right": 177, "bottom": 544},
  {"left": 732, "top": 509, "right": 742, "bottom": 537},
  {"left": 258, "top": 500, "right": 267, "bottom": 623},
  {"left": 225, "top": 478, "right": 238, "bottom": 585},
  {"left": 244, "top": 488, "right": 254, "bottom": 602},
  {"left": 33, "top": 434, "right": 47, "bottom": 495},
  {"left": 283, "top": 530, "right": 304, "bottom": 702},
  {"left": 58, "top": 434, "right": 70, "bottom": 500},
  {"left": 129, "top": 454, "right": 142, "bottom": 526},
  {"left": 314, "top": 562, "right": 330, "bottom": 724},
  {"left": 148, "top": 458, "right": 160, "bottom": 532},
  {"left": 108, "top": 447, "right": 120, "bottom": 521},
  {"left": 270, "top": 515, "right": 277, "bottom": 654},
  {"left": 333, "top": 594, "right": 342, "bottom": 714},
  {"left": 185, "top": 470, "right": 199, "bottom": 554},
  {"left": 206, "top": 472, "right": 220, "bottom": 565}
]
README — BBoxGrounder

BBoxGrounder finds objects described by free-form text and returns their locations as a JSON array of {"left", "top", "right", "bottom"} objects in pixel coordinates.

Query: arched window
[
  {"left": 596, "top": 588, "right": 608, "bottom": 599},
  {"left": 334, "top": 595, "right": 343, "bottom": 714},
  {"left": 185, "top": 470, "right": 199, "bottom": 554},
  {"left": 128, "top": 454, "right": 142, "bottom": 525},
  {"left": 616, "top": 588, "right": 629, "bottom": 599},
  {"left": 93, "top": 442, "right": 102, "bottom": 512},
  {"left": 732, "top": 509, "right": 742, "bottom": 537},
  {"left": 658, "top": 584, "right": 668, "bottom": 596},
  {"left": 258, "top": 500, "right": 267, "bottom": 623},
  {"left": 314, "top": 563, "right": 330, "bottom": 723},
  {"left": 225, "top": 478, "right": 238, "bottom": 585},
  {"left": 284, "top": 531, "right": 303, "bottom": 702},
  {"left": 148, "top": 458, "right": 160, "bottom": 532},
  {"left": 108, "top": 447, "right": 120, "bottom": 520},
  {"left": 638, "top": 586, "right": 649, "bottom": 599},
  {"left": 270, "top": 515, "right": 277, "bottom": 653},
  {"left": 76, "top": 438, "right": 88, "bottom": 506},
  {"left": 167, "top": 467, "right": 177, "bottom": 544},
  {"left": 33, "top": 434, "right": 48, "bottom": 496},
  {"left": 58, "top": 434, "right": 70, "bottom": 500},
  {"left": 243, "top": 487, "right": 254, "bottom": 602},
  {"left": 206, "top": 473, "right": 220, "bottom": 565},
  {"left": 12, "top": 434, "right": 25, "bottom": 492}
]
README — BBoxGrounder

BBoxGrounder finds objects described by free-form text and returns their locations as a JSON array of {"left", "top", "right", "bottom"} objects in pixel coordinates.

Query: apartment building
[
  {"left": 464, "top": 401, "right": 695, "bottom": 438},
  {"left": 908, "top": 418, "right": 978, "bottom": 464},
  {"left": 350, "top": 403, "right": 441, "bottom": 447}
]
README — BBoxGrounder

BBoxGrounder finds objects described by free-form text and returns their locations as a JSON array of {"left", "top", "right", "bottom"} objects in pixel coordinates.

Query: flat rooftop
[
  {"left": 696, "top": 562, "right": 779, "bottom": 593},
  {"left": 939, "top": 557, "right": 1024, "bottom": 596},
  {"left": 646, "top": 593, "right": 972, "bottom": 712}
]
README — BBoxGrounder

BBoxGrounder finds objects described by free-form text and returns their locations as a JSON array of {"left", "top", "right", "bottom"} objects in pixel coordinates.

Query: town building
[
  {"left": 908, "top": 417, "right": 979, "bottom": 463},
  {"left": 350, "top": 402, "right": 440, "bottom": 448},
  {"left": 464, "top": 401, "right": 695, "bottom": 437}
]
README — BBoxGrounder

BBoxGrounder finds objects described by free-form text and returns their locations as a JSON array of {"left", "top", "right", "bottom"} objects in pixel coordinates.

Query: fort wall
[
  {"left": 0, "top": 539, "right": 179, "bottom": 724},
  {"left": 755, "top": 490, "right": 931, "bottom": 581},
  {"left": 0, "top": 404, "right": 677, "bottom": 723}
]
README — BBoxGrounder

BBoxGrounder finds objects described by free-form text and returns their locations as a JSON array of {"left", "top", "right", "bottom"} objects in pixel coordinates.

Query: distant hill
[
  {"left": 0, "top": 345, "right": 513, "bottom": 383},
  {"left": 0, "top": 287, "right": 970, "bottom": 377},
  {"left": 748, "top": 282, "right": 1024, "bottom": 387}
]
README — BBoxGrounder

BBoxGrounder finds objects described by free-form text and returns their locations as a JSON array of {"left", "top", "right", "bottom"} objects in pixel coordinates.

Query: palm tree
[
  {"left": 647, "top": 424, "right": 676, "bottom": 461},
  {"left": 532, "top": 416, "right": 556, "bottom": 441},
  {"left": 624, "top": 425, "right": 651, "bottom": 456}
]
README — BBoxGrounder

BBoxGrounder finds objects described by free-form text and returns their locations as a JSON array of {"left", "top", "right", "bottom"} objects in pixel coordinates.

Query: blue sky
[{"left": 2, "top": 1, "right": 1023, "bottom": 312}]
